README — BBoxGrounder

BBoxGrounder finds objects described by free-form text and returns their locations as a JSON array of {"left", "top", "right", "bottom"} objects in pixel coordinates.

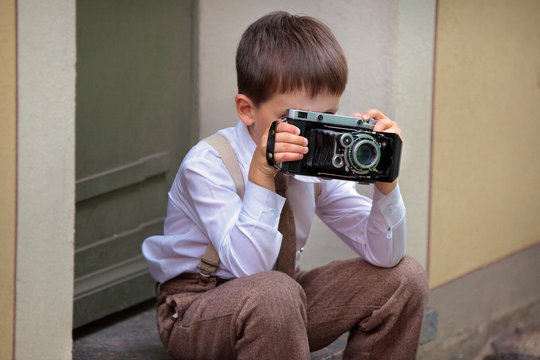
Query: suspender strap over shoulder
[
  {"left": 204, "top": 133, "right": 245, "bottom": 200},
  {"left": 197, "top": 132, "right": 318, "bottom": 280},
  {"left": 198, "top": 133, "right": 245, "bottom": 279}
]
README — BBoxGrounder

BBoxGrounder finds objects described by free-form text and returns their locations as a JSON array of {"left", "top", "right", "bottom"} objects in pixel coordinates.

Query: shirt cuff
[
  {"left": 241, "top": 180, "right": 285, "bottom": 228},
  {"left": 373, "top": 183, "right": 406, "bottom": 228}
]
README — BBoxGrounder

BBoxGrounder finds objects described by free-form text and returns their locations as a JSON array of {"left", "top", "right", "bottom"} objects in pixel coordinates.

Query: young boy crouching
[{"left": 143, "top": 11, "right": 428, "bottom": 360}]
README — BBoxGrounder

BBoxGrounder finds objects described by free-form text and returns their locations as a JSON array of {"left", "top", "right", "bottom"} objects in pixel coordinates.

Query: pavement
[
  {"left": 72, "top": 300, "right": 347, "bottom": 360},
  {"left": 74, "top": 300, "right": 540, "bottom": 360},
  {"left": 73, "top": 301, "right": 170, "bottom": 360},
  {"left": 474, "top": 321, "right": 540, "bottom": 360}
]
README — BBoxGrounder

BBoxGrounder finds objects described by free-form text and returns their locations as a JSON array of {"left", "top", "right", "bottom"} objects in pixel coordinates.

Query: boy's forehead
[{"left": 266, "top": 90, "right": 341, "bottom": 113}]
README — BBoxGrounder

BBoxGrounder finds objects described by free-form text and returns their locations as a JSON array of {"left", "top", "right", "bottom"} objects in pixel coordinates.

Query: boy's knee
[
  {"left": 247, "top": 271, "right": 306, "bottom": 306},
  {"left": 240, "top": 271, "right": 307, "bottom": 325},
  {"left": 234, "top": 272, "right": 310, "bottom": 358},
  {"left": 395, "top": 255, "right": 429, "bottom": 305}
]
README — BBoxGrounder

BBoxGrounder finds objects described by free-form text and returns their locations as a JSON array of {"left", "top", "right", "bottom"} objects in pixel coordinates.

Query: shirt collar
[{"left": 234, "top": 120, "right": 256, "bottom": 169}]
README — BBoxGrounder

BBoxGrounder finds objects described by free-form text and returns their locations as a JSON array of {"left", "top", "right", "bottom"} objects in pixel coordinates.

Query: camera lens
[
  {"left": 348, "top": 136, "right": 381, "bottom": 172},
  {"left": 342, "top": 133, "right": 381, "bottom": 174},
  {"left": 355, "top": 142, "right": 377, "bottom": 166}
]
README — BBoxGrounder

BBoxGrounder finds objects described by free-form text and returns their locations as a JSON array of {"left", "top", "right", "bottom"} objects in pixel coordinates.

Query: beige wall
[
  {"left": 0, "top": 1, "right": 16, "bottom": 358},
  {"left": 430, "top": 0, "right": 540, "bottom": 287},
  {"left": 16, "top": 0, "right": 76, "bottom": 359},
  {"left": 197, "top": 0, "right": 436, "bottom": 269},
  {"left": 395, "top": 0, "right": 436, "bottom": 271}
]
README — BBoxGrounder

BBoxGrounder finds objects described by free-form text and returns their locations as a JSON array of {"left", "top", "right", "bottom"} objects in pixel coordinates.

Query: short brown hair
[{"left": 236, "top": 11, "right": 348, "bottom": 106}]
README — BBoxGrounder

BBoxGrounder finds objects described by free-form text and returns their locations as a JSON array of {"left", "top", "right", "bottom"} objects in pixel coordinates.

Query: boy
[{"left": 143, "top": 11, "right": 428, "bottom": 360}]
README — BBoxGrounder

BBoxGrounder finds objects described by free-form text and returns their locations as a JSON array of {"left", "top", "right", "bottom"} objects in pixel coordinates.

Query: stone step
[
  {"left": 73, "top": 303, "right": 438, "bottom": 360},
  {"left": 310, "top": 306, "right": 438, "bottom": 360}
]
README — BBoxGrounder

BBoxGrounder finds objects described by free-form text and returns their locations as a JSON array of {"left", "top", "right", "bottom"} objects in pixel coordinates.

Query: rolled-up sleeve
[
  {"left": 180, "top": 146, "right": 286, "bottom": 278},
  {"left": 316, "top": 181, "right": 406, "bottom": 268}
]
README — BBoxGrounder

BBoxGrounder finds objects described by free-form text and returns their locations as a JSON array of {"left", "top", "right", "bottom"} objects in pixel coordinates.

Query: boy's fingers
[
  {"left": 275, "top": 132, "right": 308, "bottom": 146},
  {"left": 373, "top": 119, "right": 402, "bottom": 139},
  {"left": 274, "top": 142, "right": 309, "bottom": 155},
  {"left": 363, "top": 108, "right": 387, "bottom": 120},
  {"left": 263, "top": 125, "right": 308, "bottom": 168},
  {"left": 275, "top": 152, "right": 304, "bottom": 164},
  {"left": 373, "top": 118, "right": 393, "bottom": 132},
  {"left": 271, "top": 124, "right": 309, "bottom": 165},
  {"left": 355, "top": 109, "right": 402, "bottom": 138},
  {"left": 273, "top": 134, "right": 309, "bottom": 164},
  {"left": 276, "top": 121, "right": 300, "bottom": 135}
]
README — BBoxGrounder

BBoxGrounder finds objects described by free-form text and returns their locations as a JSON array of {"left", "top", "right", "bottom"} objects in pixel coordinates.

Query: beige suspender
[
  {"left": 198, "top": 133, "right": 245, "bottom": 278},
  {"left": 198, "top": 132, "right": 319, "bottom": 278},
  {"left": 204, "top": 134, "right": 246, "bottom": 199}
]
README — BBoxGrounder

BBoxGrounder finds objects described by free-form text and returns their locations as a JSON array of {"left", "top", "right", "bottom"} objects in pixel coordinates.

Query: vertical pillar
[
  {"left": 0, "top": 0, "right": 17, "bottom": 358},
  {"left": 16, "top": 0, "right": 76, "bottom": 358}
]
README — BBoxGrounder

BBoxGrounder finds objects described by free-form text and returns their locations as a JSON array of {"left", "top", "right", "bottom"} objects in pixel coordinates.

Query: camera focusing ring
[{"left": 343, "top": 134, "right": 381, "bottom": 174}]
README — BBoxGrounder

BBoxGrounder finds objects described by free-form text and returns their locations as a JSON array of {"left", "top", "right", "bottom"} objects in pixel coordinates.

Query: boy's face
[{"left": 244, "top": 90, "right": 341, "bottom": 145}]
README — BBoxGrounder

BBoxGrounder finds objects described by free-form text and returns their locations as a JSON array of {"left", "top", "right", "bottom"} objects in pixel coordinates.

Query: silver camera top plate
[{"left": 285, "top": 109, "right": 376, "bottom": 131}]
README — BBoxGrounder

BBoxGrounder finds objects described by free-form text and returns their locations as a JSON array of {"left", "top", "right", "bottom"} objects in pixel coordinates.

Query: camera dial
[{"left": 340, "top": 133, "right": 354, "bottom": 147}]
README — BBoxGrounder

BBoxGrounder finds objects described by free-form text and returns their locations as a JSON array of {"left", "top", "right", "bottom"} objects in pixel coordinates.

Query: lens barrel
[{"left": 343, "top": 133, "right": 381, "bottom": 173}]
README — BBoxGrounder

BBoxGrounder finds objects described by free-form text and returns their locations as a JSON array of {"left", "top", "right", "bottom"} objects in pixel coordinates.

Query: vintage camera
[{"left": 267, "top": 109, "right": 402, "bottom": 183}]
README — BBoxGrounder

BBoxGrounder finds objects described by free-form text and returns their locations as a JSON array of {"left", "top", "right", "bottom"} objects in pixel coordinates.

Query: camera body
[{"left": 277, "top": 109, "right": 402, "bottom": 183}]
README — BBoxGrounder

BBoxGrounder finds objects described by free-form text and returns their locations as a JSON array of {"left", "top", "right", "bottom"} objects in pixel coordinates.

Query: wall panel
[
  {"left": 430, "top": 0, "right": 540, "bottom": 287},
  {"left": 0, "top": 0, "right": 17, "bottom": 358}
]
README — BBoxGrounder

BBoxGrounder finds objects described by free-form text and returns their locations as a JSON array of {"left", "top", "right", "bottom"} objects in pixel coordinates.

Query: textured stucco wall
[
  {"left": 0, "top": 1, "right": 17, "bottom": 358},
  {"left": 430, "top": 0, "right": 540, "bottom": 287},
  {"left": 16, "top": 0, "right": 76, "bottom": 359},
  {"left": 197, "top": 0, "right": 435, "bottom": 268},
  {"left": 395, "top": 0, "right": 436, "bottom": 271}
]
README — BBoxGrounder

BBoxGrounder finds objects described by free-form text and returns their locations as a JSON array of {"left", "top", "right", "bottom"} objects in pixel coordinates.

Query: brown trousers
[{"left": 156, "top": 256, "right": 429, "bottom": 360}]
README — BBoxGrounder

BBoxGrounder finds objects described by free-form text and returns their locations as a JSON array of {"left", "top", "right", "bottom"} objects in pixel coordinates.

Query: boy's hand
[
  {"left": 249, "top": 122, "right": 309, "bottom": 192},
  {"left": 353, "top": 109, "right": 402, "bottom": 140},
  {"left": 353, "top": 109, "right": 402, "bottom": 195}
]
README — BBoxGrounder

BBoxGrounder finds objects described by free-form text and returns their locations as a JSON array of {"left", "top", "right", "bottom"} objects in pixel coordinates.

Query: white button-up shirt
[{"left": 142, "top": 121, "right": 406, "bottom": 283}]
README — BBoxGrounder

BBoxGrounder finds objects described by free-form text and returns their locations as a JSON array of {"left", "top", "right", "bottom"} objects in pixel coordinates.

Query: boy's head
[{"left": 236, "top": 11, "right": 348, "bottom": 107}]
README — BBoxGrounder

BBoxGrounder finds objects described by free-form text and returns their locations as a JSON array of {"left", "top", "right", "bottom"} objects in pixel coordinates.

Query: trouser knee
[
  {"left": 240, "top": 271, "right": 307, "bottom": 327},
  {"left": 394, "top": 255, "right": 429, "bottom": 306},
  {"left": 235, "top": 272, "right": 310, "bottom": 359}
]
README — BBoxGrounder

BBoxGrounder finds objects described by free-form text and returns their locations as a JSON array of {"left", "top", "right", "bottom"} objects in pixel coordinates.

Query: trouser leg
[
  {"left": 157, "top": 271, "right": 310, "bottom": 360},
  {"left": 297, "top": 255, "right": 429, "bottom": 360}
]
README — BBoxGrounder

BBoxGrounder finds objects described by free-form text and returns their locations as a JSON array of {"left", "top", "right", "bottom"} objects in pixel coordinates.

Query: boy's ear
[{"left": 235, "top": 94, "right": 256, "bottom": 126}]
